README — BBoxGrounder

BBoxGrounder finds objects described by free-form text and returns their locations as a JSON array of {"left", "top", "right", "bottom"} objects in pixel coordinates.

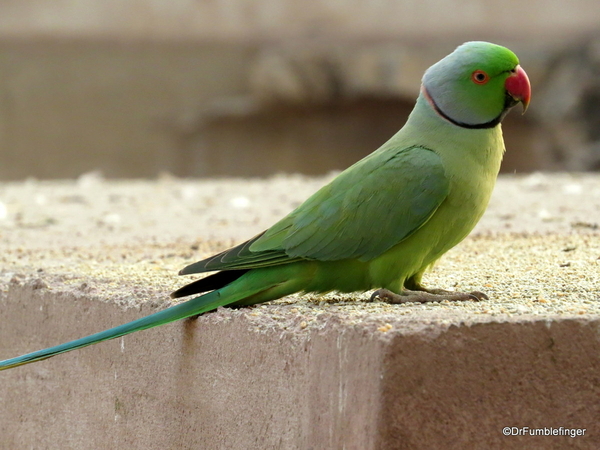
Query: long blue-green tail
[
  {"left": 0, "top": 262, "right": 308, "bottom": 371},
  {"left": 0, "top": 290, "right": 224, "bottom": 371}
]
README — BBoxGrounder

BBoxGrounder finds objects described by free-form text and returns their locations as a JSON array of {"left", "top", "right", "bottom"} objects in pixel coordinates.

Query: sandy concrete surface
[{"left": 0, "top": 172, "right": 599, "bottom": 449}]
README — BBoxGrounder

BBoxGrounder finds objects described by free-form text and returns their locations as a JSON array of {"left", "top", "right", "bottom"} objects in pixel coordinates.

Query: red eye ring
[{"left": 472, "top": 70, "right": 489, "bottom": 85}]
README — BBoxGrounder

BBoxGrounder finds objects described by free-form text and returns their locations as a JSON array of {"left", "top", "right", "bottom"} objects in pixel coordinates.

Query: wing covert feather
[
  {"left": 252, "top": 146, "right": 449, "bottom": 261},
  {"left": 181, "top": 146, "right": 449, "bottom": 275}
]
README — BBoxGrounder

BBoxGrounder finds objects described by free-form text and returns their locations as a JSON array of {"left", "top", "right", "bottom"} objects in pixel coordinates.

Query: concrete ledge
[{"left": 1, "top": 173, "right": 599, "bottom": 449}]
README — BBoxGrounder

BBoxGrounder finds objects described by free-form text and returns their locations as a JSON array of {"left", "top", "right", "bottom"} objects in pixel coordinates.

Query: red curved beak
[{"left": 505, "top": 65, "right": 531, "bottom": 113}]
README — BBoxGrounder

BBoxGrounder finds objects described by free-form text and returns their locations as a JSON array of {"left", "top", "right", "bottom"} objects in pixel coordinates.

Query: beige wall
[
  {"left": 0, "top": 0, "right": 599, "bottom": 41},
  {"left": 0, "top": 1, "right": 597, "bottom": 179}
]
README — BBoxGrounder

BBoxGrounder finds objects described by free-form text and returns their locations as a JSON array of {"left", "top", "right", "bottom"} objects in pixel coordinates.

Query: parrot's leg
[{"left": 370, "top": 288, "right": 488, "bottom": 304}]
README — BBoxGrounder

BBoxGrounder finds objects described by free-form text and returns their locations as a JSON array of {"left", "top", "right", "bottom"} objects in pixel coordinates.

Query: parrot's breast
[{"left": 369, "top": 119, "right": 505, "bottom": 291}]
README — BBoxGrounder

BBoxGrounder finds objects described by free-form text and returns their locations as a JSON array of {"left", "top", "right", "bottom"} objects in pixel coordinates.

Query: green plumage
[{"left": 0, "top": 41, "right": 530, "bottom": 371}]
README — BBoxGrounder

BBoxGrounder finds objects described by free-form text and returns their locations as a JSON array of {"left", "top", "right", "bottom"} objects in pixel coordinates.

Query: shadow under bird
[{"left": 0, "top": 41, "right": 531, "bottom": 371}]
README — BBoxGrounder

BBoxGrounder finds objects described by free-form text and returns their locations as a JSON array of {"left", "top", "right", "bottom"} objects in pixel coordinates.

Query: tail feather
[
  {"left": 0, "top": 289, "right": 225, "bottom": 371},
  {"left": 170, "top": 269, "right": 249, "bottom": 299}
]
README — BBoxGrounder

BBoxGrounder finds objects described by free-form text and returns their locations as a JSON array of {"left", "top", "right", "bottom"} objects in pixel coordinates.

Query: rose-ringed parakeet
[{"left": 0, "top": 41, "right": 531, "bottom": 370}]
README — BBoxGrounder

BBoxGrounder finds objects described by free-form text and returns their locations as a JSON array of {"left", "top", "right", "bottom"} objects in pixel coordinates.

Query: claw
[
  {"left": 468, "top": 291, "right": 489, "bottom": 301},
  {"left": 369, "top": 290, "right": 381, "bottom": 302}
]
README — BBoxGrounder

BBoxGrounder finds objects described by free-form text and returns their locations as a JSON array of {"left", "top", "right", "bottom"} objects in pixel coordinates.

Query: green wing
[{"left": 180, "top": 146, "right": 449, "bottom": 274}]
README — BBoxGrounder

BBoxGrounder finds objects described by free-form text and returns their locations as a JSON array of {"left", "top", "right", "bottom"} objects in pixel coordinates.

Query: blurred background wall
[{"left": 0, "top": 0, "right": 599, "bottom": 180}]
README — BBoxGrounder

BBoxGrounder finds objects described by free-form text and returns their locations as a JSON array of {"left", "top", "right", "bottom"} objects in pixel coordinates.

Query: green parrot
[{"left": 0, "top": 41, "right": 531, "bottom": 371}]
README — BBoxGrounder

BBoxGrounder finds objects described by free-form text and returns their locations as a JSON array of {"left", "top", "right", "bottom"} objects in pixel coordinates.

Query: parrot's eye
[{"left": 471, "top": 70, "right": 489, "bottom": 85}]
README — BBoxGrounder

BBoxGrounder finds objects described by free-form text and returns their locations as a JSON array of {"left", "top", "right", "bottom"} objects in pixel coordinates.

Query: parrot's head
[{"left": 422, "top": 41, "right": 531, "bottom": 128}]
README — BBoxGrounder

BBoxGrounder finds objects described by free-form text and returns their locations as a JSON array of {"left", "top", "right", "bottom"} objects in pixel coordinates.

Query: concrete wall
[
  {"left": 0, "top": 174, "right": 599, "bottom": 448},
  {"left": 2, "top": 284, "right": 599, "bottom": 449}
]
